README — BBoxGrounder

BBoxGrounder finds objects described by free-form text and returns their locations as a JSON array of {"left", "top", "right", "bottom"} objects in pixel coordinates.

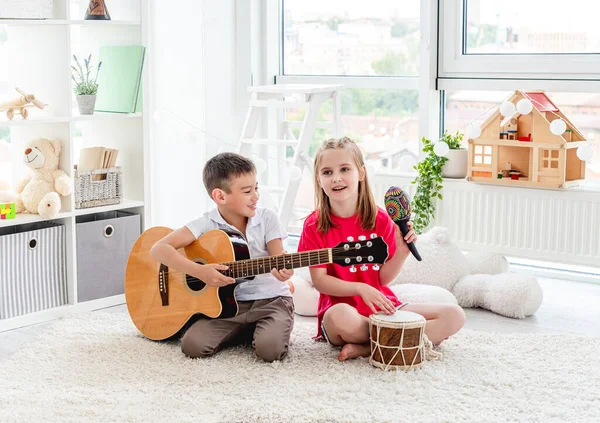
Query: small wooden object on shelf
[{"left": 0, "top": 88, "right": 48, "bottom": 120}]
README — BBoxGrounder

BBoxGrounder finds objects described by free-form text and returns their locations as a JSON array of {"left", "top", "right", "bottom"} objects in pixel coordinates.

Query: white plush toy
[
  {"left": 14, "top": 138, "right": 71, "bottom": 219},
  {"left": 291, "top": 227, "right": 543, "bottom": 319},
  {"left": 392, "top": 227, "right": 543, "bottom": 319}
]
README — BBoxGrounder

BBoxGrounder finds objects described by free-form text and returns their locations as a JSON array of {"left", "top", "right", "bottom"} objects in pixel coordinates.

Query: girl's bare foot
[{"left": 337, "top": 343, "right": 371, "bottom": 361}]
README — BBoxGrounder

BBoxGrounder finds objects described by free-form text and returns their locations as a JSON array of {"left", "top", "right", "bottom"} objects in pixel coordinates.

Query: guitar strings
[
  {"left": 222, "top": 244, "right": 381, "bottom": 268},
  {"left": 176, "top": 245, "right": 383, "bottom": 282}
]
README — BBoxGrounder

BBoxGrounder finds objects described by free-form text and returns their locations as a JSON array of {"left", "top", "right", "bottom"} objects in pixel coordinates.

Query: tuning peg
[
  {"left": 349, "top": 266, "right": 357, "bottom": 273},
  {"left": 347, "top": 236, "right": 354, "bottom": 242},
  {"left": 373, "top": 264, "right": 380, "bottom": 271},
  {"left": 358, "top": 235, "right": 366, "bottom": 241},
  {"left": 360, "top": 265, "right": 368, "bottom": 271},
  {"left": 356, "top": 256, "right": 362, "bottom": 262},
  {"left": 370, "top": 233, "right": 377, "bottom": 239},
  {"left": 368, "top": 256, "right": 374, "bottom": 262}
]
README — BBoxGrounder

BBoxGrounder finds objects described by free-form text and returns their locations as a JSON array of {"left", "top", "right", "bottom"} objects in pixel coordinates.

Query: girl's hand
[
  {"left": 271, "top": 251, "right": 294, "bottom": 282},
  {"left": 356, "top": 284, "right": 396, "bottom": 315},
  {"left": 395, "top": 221, "right": 417, "bottom": 253}
]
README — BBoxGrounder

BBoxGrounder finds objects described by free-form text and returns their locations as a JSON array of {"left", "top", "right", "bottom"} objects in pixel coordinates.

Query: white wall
[{"left": 149, "top": 0, "right": 251, "bottom": 228}]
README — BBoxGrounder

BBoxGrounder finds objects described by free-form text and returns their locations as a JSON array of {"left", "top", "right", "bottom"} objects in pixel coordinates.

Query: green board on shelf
[{"left": 95, "top": 46, "right": 146, "bottom": 114}]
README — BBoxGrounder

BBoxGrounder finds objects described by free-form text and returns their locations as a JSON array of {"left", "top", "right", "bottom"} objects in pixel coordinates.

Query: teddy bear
[
  {"left": 290, "top": 227, "right": 543, "bottom": 319},
  {"left": 14, "top": 138, "right": 71, "bottom": 219}
]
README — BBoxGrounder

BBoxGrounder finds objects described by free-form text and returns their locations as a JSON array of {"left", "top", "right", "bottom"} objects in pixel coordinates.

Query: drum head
[{"left": 370, "top": 310, "right": 425, "bottom": 324}]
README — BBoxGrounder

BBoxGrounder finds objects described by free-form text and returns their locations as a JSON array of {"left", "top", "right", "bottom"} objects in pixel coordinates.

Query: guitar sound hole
[{"left": 187, "top": 277, "right": 206, "bottom": 291}]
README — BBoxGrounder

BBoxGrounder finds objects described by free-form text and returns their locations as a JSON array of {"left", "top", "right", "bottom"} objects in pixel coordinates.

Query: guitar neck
[{"left": 220, "top": 248, "right": 332, "bottom": 279}]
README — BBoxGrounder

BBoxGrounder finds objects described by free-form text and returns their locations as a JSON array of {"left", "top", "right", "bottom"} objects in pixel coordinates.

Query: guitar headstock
[{"left": 331, "top": 235, "right": 389, "bottom": 271}]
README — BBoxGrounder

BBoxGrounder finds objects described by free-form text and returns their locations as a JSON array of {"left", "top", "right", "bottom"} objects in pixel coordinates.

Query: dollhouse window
[
  {"left": 474, "top": 145, "right": 493, "bottom": 165},
  {"left": 541, "top": 149, "right": 559, "bottom": 170}
]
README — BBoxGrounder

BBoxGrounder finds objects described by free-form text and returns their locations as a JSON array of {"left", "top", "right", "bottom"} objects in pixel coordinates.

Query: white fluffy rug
[{"left": 1, "top": 312, "right": 599, "bottom": 423}]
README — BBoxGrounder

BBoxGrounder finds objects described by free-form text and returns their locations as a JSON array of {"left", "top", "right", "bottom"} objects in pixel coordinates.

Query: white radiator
[{"left": 371, "top": 174, "right": 600, "bottom": 269}]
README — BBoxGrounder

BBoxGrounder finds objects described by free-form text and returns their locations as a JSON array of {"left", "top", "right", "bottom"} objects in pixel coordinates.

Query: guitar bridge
[{"left": 159, "top": 264, "right": 169, "bottom": 306}]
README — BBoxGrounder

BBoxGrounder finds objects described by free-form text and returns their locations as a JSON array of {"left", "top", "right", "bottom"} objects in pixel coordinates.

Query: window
[
  {"left": 474, "top": 145, "right": 492, "bottom": 165},
  {"left": 540, "top": 149, "right": 560, "bottom": 170},
  {"left": 444, "top": 90, "right": 600, "bottom": 185},
  {"left": 283, "top": 0, "right": 420, "bottom": 76},
  {"left": 439, "top": 0, "right": 600, "bottom": 79},
  {"left": 277, "top": 1, "right": 426, "bottom": 232},
  {"left": 465, "top": 0, "right": 600, "bottom": 55},
  {"left": 286, "top": 88, "right": 419, "bottom": 167}
]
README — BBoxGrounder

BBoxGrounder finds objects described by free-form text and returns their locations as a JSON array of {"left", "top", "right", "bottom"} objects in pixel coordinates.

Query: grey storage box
[
  {"left": 0, "top": 222, "right": 67, "bottom": 320},
  {"left": 76, "top": 211, "right": 141, "bottom": 302}
]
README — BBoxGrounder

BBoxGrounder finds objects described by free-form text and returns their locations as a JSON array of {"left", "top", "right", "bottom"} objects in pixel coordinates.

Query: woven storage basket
[{"left": 74, "top": 167, "right": 123, "bottom": 209}]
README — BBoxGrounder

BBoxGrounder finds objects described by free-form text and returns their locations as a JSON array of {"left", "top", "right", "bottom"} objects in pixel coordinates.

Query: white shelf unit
[{"left": 0, "top": 0, "right": 150, "bottom": 332}]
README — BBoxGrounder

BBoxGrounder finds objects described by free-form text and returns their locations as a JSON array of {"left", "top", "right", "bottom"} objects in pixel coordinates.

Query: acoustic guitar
[{"left": 125, "top": 227, "right": 389, "bottom": 340}]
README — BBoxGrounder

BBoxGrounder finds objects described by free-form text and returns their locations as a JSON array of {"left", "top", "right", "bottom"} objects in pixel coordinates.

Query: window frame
[
  {"left": 473, "top": 144, "right": 493, "bottom": 166},
  {"left": 439, "top": 0, "right": 600, "bottom": 85},
  {"left": 268, "top": 0, "right": 441, "bottom": 155}
]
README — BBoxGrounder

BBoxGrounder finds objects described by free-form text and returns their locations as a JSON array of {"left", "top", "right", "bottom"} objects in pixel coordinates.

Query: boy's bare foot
[{"left": 337, "top": 343, "right": 371, "bottom": 361}]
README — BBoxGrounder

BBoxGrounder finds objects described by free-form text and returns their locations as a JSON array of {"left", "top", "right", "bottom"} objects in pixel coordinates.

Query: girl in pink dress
[{"left": 298, "top": 137, "right": 465, "bottom": 361}]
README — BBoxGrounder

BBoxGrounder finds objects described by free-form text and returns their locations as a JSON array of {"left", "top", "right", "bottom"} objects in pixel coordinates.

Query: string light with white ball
[{"left": 433, "top": 92, "right": 594, "bottom": 164}]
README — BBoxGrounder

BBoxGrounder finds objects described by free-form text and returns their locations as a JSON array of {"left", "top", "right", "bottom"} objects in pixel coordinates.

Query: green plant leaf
[{"left": 410, "top": 130, "right": 463, "bottom": 234}]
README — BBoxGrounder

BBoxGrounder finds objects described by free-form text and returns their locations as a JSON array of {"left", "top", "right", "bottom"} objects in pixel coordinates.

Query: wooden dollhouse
[{"left": 467, "top": 91, "right": 589, "bottom": 189}]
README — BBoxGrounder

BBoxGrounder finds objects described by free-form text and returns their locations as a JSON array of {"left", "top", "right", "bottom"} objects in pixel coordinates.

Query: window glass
[
  {"left": 465, "top": 0, "right": 600, "bottom": 54},
  {"left": 283, "top": 0, "right": 419, "bottom": 76}
]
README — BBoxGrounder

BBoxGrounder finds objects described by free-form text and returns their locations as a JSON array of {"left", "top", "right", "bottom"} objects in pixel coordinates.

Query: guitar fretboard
[{"left": 220, "top": 249, "right": 331, "bottom": 279}]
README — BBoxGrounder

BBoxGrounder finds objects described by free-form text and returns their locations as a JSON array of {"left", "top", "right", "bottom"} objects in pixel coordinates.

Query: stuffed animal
[
  {"left": 14, "top": 138, "right": 71, "bottom": 219},
  {"left": 391, "top": 227, "right": 543, "bottom": 318},
  {"left": 291, "top": 227, "right": 543, "bottom": 319}
]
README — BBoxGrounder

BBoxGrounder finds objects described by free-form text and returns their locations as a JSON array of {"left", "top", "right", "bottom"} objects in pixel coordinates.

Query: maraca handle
[{"left": 397, "top": 220, "right": 422, "bottom": 262}]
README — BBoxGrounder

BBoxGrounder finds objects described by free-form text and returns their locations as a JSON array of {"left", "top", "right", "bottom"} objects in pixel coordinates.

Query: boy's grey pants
[{"left": 181, "top": 296, "right": 294, "bottom": 362}]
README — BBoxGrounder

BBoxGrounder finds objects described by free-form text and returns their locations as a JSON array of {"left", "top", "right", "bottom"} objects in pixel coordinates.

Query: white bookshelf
[{"left": 0, "top": 0, "right": 150, "bottom": 331}]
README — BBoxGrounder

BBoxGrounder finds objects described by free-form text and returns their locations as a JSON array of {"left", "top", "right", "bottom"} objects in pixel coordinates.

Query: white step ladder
[{"left": 238, "top": 84, "right": 342, "bottom": 231}]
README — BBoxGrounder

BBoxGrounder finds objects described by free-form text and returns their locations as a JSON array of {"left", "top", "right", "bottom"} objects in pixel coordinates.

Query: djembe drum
[{"left": 369, "top": 310, "right": 427, "bottom": 371}]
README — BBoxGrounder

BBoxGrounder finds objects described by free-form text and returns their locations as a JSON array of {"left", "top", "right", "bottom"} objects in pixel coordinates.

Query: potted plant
[
  {"left": 411, "top": 131, "right": 463, "bottom": 233},
  {"left": 441, "top": 131, "right": 467, "bottom": 178},
  {"left": 72, "top": 54, "right": 102, "bottom": 115}
]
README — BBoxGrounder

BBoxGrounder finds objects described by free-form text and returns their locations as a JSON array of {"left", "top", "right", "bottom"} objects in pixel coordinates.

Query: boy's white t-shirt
[{"left": 185, "top": 207, "right": 291, "bottom": 301}]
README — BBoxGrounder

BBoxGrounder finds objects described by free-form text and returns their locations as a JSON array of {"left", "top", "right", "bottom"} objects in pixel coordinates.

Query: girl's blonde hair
[{"left": 313, "top": 137, "right": 378, "bottom": 233}]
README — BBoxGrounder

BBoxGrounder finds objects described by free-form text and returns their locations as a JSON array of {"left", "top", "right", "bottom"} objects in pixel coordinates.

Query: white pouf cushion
[
  {"left": 290, "top": 273, "right": 319, "bottom": 317},
  {"left": 390, "top": 283, "right": 458, "bottom": 305}
]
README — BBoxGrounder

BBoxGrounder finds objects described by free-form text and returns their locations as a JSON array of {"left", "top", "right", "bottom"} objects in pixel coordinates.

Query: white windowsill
[{"left": 371, "top": 171, "right": 600, "bottom": 194}]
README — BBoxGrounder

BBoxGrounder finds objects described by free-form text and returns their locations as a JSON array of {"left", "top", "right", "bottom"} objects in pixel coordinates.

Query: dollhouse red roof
[{"left": 525, "top": 92, "right": 559, "bottom": 112}]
